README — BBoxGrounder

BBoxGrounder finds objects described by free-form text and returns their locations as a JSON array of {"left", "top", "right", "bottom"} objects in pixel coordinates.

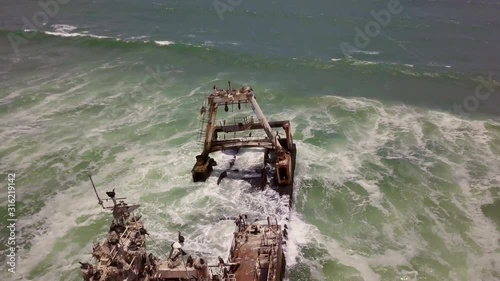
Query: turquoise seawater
[{"left": 0, "top": 1, "right": 499, "bottom": 280}]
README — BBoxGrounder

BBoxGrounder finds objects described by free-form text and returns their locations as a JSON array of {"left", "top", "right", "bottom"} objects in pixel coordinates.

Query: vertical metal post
[
  {"left": 203, "top": 97, "right": 218, "bottom": 156},
  {"left": 88, "top": 175, "right": 103, "bottom": 208},
  {"left": 284, "top": 122, "right": 293, "bottom": 151}
]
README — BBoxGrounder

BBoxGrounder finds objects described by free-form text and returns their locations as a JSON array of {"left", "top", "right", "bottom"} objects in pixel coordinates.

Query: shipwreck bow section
[
  {"left": 81, "top": 177, "right": 216, "bottom": 281},
  {"left": 192, "top": 84, "right": 297, "bottom": 198},
  {"left": 81, "top": 176, "right": 289, "bottom": 281}
]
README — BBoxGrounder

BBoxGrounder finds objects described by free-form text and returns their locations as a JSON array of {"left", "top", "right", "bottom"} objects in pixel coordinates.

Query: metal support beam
[
  {"left": 210, "top": 139, "right": 274, "bottom": 152},
  {"left": 248, "top": 94, "right": 276, "bottom": 147},
  {"left": 203, "top": 98, "right": 218, "bottom": 156},
  {"left": 284, "top": 122, "right": 293, "bottom": 151},
  {"left": 213, "top": 120, "right": 290, "bottom": 134}
]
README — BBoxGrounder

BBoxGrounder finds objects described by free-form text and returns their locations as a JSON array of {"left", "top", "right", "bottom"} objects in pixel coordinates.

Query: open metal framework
[{"left": 192, "top": 83, "right": 296, "bottom": 192}]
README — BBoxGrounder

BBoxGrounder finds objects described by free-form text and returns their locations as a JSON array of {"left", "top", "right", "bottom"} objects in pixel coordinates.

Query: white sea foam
[
  {"left": 51, "top": 24, "right": 78, "bottom": 33},
  {"left": 44, "top": 25, "right": 173, "bottom": 45},
  {"left": 155, "top": 40, "right": 175, "bottom": 46},
  {"left": 202, "top": 40, "right": 214, "bottom": 47},
  {"left": 352, "top": 60, "right": 379, "bottom": 66},
  {"left": 350, "top": 50, "right": 381, "bottom": 55},
  {"left": 428, "top": 62, "right": 452, "bottom": 68},
  {"left": 129, "top": 35, "right": 149, "bottom": 40},
  {"left": 44, "top": 30, "right": 110, "bottom": 39},
  {"left": 284, "top": 95, "right": 500, "bottom": 280},
  {"left": 44, "top": 24, "right": 109, "bottom": 39},
  {"left": 5, "top": 84, "right": 500, "bottom": 281}
]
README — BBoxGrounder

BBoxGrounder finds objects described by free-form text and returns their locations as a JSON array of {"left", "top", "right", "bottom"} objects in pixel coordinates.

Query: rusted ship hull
[
  {"left": 192, "top": 84, "right": 297, "bottom": 207},
  {"left": 80, "top": 178, "right": 213, "bottom": 281},
  {"left": 265, "top": 141, "right": 297, "bottom": 202},
  {"left": 222, "top": 216, "right": 287, "bottom": 281}
]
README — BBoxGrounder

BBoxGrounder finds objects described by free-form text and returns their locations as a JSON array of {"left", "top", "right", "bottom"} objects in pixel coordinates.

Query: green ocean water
[{"left": 1, "top": 1, "right": 500, "bottom": 281}]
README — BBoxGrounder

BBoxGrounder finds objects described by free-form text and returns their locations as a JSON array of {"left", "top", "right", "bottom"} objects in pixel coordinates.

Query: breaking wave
[{"left": 0, "top": 28, "right": 467, "bottom": 81}]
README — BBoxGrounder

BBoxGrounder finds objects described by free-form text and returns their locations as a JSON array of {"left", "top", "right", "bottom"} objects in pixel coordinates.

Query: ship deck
[
  {"left": 228, "top": 221, "right": 285, "bottom": 281},
  {"left": 155, "top": 263, "right": 200, "bottom": 279}
]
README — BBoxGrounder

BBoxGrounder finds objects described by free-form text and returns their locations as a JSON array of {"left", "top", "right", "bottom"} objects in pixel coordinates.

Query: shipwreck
[
  {"left": 192, "top": 83, "right": 297, "bottom": 202},
  {"left": 80, "top": 176, "right": 288, "bottom": 281}
]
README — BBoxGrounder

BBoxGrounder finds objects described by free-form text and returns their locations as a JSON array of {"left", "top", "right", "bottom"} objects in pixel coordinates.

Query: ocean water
[{"left": 1, "top": 0, "right": 500, "bottom": 280}]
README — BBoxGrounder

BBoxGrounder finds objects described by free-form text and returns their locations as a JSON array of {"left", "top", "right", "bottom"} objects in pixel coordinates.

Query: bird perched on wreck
[
  {"left": 178, "top": 231, "right": 185, "bottom": 244},
  {"left": 186, "top": 255, "right": 194, "bottom": 267},
  {"left": 139, "top": 227, "right": 149, "bottom": 236},
  {"left": 106, "top": 188, "right": 115, "bottom": 198},
  {"left": 79, "top": 262, "right": 91, "bottom": 269}
]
